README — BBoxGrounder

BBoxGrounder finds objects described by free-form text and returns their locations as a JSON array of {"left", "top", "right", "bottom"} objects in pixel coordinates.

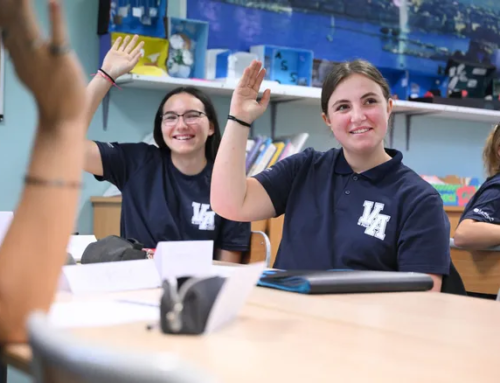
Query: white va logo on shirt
[
  {"left": 357, "top": 200, "right": 391, "bottom": 240},
  {"left": 191, "top": 202, "right": 216, "bottom": 231}
]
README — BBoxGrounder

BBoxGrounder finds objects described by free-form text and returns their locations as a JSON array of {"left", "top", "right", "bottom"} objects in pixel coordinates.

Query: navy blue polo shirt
[
  {"left": 93, "top": 141, "right": 251, "bottom": 254},
  {"left": 459, "top": 173, "right": 500, "bottom": 224},
  {"left": 254, "top": 147, "right": 450, "bottom": 275}
]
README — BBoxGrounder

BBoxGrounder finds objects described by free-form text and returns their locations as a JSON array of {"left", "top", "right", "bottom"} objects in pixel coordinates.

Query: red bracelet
[{"left": 91, "top": 70, "right": 121, "bottom": 89}]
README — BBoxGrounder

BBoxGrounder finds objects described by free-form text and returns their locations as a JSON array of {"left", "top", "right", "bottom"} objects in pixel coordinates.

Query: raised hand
[
  {"left": 0, "top": 0, "right": 28, "bottom": 29},
  {"left": 229, "top": 60, "right": 271, "bottom": 124},
  {"left": 101, "top": 35, "right": 144, "bottom": 80},
  {"left": 2, "top": 0, "right": 86, "bottom": 125}
]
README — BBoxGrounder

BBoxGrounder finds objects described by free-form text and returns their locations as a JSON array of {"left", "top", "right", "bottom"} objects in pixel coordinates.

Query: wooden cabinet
[{"left": 91, "top": 196, "right": 122, "bottom": 239}]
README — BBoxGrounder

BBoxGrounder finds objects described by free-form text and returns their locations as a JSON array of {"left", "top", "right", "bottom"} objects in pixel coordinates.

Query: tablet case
[{"left": 258, "top": 269, "right": 434, "bottom": 294}]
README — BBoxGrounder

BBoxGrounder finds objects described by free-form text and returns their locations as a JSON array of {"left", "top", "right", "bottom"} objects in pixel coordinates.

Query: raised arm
[
  {"left": 211, "top": 61, "right": 276, "bottom": 222},
  {"left": 84, "top": 35, "right": 143, "bottom": 176},
  {"left": 0, "top": 0, "right": 87, "bottom": 342}
]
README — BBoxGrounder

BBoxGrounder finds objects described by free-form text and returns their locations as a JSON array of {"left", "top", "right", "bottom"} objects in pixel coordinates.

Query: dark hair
[
  {"left": 153, "top": 86, "right": 221, "bottom": 162},
  {"left": 321, "top": 59, "right": 391, "bottom": 115},
  {"left": 483, "top": 123, "right": 500, "bottom": 177}
]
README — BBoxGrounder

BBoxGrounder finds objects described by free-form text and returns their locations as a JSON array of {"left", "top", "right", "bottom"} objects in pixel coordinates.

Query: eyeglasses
[{"left": 161, "top": 110, "right": 206, "bottom": 126}]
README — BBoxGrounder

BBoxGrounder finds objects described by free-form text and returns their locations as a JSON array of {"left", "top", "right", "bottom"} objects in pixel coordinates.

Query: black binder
[{"left": 258, "top": 269, "right": 434, "bottom": 294}]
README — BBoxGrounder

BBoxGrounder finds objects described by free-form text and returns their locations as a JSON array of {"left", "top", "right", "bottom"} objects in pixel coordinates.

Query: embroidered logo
[
  {"left": 191, "top": 202, "right": 216, "bottom": 230},
  {"left": 473, "top": 208, "right": 494, "bottom": 222},
  {"left": 357, "top": 200, "right": 391, "bottom": 240}
]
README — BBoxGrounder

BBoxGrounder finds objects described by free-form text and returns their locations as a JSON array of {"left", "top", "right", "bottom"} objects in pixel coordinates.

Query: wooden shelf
[{"left": 116, "top": 74, "right": 500, "bottom": 124}]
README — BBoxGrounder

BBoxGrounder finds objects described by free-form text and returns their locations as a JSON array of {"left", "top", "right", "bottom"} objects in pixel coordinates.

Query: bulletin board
[{"left": 187, "top": 0, "right": 500, "bottom": 77}]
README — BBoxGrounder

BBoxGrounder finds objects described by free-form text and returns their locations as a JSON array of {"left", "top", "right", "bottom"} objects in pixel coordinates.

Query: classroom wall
[
  {"left": 0, "top": 0, "right": 494, "bottom": 238},
  {"left": 248, "top": 101, "right": 494, "bottom": 179},
  {"left": 0, "top": 0, "right": 161, "bottom": 235}
]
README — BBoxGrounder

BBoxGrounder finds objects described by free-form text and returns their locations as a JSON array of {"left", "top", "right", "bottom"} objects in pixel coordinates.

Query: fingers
[
  {"left": 253, "top": 67, "right": 266, "bottom": 92},
  {"left": 48, "top": 0, "right": 67, "bottom": 48},
  {"left": 18, "top": 0, "right": 42, "bottom": 46},
  {"left": 259, "top": 89, "right": 271, "bottom": 111},
  {"left": 247, "top": 60, "right": 260, "bottom": 88},
  {"left": 130, "top": 40, "right": 144, "bottom": 60},
  {"left": 239, "top": 60, "right": 264, "bottom": 89},
  {"left": 119, "top": 35, "right": 130, "bottom": 51},
  {"left": 124, "top": 34, "right": 138, "bottom": 54},
  {"left": 112, "top": 36, "right": 122, "bottom": 50},
  {"left": 238, "top": 66, "right": 251, "bottom": 88}
]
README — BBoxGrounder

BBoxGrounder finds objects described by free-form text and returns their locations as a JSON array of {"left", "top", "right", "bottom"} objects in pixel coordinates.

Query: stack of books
[{"left": 245, "top": 133, "right": 309, "bottom": 176}]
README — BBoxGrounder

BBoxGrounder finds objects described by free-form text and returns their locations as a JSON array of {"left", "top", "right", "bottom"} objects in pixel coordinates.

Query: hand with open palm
[
  {"left": 229, "top": 60, "right": 271, "bottom": 125},
  {"left": 101, "top": 35, "right": 144, "bottom": 80},
  {"left": 2, "top": 0, "right": 86, "bottom": 125},
  {"left": 0, "top": 0, "right": 29, "bottom": 30}
]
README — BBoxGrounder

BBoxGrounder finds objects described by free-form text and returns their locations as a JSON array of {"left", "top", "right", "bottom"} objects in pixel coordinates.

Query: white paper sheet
[
  {"left": 205, "top": 262, "right": 266, "bottom": 333},
  {"left": 49, "top": 300, "right": 159, "bottom": 328},
  {"left": 59, "top": 259, "right": 161, "bottom": 294},
  {"left": 154, "top": 240, "right": 213, "bottom": 279}
]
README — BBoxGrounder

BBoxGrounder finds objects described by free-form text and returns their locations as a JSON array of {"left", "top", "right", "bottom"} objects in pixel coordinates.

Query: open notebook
[{"left": 258, "top": 269, "right": 434, "bottom": 294}]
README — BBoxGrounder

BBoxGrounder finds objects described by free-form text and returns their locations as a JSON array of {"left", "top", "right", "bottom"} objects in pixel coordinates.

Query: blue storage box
[
  {"left": 108, "top": 0, "right": 167, "bottom": 37},
  {"left": 250, "top": 45, "right": 313, "bottom": 86},
  {"left": 165, "top": 17, "right": 209, "bottom": 79}
]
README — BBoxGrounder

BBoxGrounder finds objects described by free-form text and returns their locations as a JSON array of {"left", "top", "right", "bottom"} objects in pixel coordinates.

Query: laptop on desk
[{"left": 258, "top": 269, "right": 434, "bottom": 294}]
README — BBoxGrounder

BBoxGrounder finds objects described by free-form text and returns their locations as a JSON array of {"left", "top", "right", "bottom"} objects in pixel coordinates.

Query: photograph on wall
[
  {"left": 187, "top": 0, "right": 500, "bottom": 81},
  {"left": 0, "top": 35, "right": 4, "bottom": 122}
]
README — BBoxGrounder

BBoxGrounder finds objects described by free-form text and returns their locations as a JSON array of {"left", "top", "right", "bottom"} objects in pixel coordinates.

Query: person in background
[
  {"left": 454, "top": 123, "right": 500, "bottom": 249},
  {"left": 211, "top": 60, "right": 450, "bottom": 292},
  {"left": 83, "top": 38, "right": 250, "bottom": 263},
  {"left": 0, "top": 0, "right": 87, "bottom": 341}
]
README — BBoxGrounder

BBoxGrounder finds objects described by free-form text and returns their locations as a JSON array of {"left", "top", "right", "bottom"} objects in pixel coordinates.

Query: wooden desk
[{"left": 3, "top": 288, "right": 500, "bottom": 382}]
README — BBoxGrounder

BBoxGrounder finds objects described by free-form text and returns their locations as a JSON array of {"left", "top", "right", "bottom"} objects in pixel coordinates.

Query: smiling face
[
  {"left": 322, "top": 73, "right": 392, "bottom": 155},
  {"left": 161, "top": 92, "right": 214, "bottom": 156}
]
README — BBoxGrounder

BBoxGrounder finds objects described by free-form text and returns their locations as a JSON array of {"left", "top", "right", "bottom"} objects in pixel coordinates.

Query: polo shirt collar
[{"left": 334, "top": 148, "right": 403, "bottom": 182}]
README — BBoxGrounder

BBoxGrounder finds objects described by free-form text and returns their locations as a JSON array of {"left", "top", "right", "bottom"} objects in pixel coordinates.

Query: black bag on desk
[
  {"left": 160, "top": 276, "right": 225, "bottom": 335},
  {"left": 80, "top": 235, "right": 147, "bottom": 264}
]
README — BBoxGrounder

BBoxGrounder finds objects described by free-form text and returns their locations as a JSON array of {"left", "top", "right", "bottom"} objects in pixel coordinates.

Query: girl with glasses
[{"left": 83, "top": 38, "right": 250, "bottom": 263}]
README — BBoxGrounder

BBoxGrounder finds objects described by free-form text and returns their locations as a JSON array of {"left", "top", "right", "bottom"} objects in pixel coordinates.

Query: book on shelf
[{"left": 246, "top": 132, "right": 309, "bottom": 176}]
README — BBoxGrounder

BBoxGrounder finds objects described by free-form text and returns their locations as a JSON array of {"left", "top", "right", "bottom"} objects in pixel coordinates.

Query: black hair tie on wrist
[
  {"left": 98, "top": 68, "right": 116, "bottom": 84},
  {"left": 227, "top": 115, "right": 251, "bottom": 128},
  {"left": 25, "top": 175, "right": 83, "bottom": 189}
]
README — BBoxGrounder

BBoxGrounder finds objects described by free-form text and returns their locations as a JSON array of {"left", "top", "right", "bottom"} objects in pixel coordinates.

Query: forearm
[
  {"left": 211, "top": 120, "right": 249, "bottom": 217},
  {"left": 85, "top": 75, "right": 113, "bottom": 129},
  {"left": 0, "top": 120, "right": 86, "bottom": 342},
  {"left": 217, "top": 249, "right": 242, "bottom": 263},
  {"left": 454, "top": 221, "right": 500, "bottom": 249},
  {"left": 428, "top": 274, "right": 442, "bottom": 292}
]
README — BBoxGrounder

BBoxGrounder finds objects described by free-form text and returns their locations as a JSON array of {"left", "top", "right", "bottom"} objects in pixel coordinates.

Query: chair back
[
  {"left": 28, "top": 312, "right": 215, "bottom": 383},
  {"left": 241, "top": 231, "right": 271, "bottom": 267}
]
